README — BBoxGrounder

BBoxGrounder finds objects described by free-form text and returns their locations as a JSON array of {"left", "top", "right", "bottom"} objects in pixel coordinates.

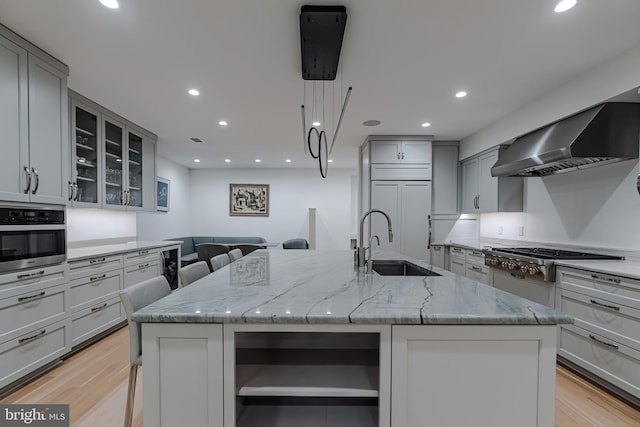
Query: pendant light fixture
[{"left": 299, "top": 5, "right": 352, "bottom": 178}]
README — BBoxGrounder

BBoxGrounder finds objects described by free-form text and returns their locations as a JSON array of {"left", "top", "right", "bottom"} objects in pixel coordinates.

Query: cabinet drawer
[
  {"left": 450, "top": 258, "right": 466, "bottom": 277},
  {"left": 465, "top": 249, "right": 485, "bottom": 266},
  {"left": 71, "top": 297, "right": 123, "bottom": 347},
  {"left": 558, "top": 289, "right": 640, "bottom": 351},
  {"left": 449, "top": 246, "right": 465, "bottom": 260},
  {"left": 0, "top": 263, "right": 68, "bottom": 300},
  {"left": 0, "top": 319, "right": 69, "bottom": 389},
  {"left": 124, "top": 248, "right": 160, "bottom": 266},
  {"left": 558, "top": 267, "right": 640, "bottom": 310},
  {"left": 371, "top": 164, "right": 432, "bottom": 180},
  {"left": 0, "top": 283, "right": 68, "bottom": 343},
  {"left": 68, "top": 254, "right": 123, "bottom": 280},
  {"left": 70, "top": 270, "right": 123, "bottom": 312},
  {"left": 124, "top": 261, "right": 160, "bottom": 288},
  {"left": 559, "top": 324, "right": 640, "bottom": 398},
  {"left": 466, "top": 264, "right": 491, "bottom": 286}
]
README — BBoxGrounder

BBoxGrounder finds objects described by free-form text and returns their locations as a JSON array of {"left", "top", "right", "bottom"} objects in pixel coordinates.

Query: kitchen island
[{"left": 133, "top": 250, "right": 572, "bottom": 427}]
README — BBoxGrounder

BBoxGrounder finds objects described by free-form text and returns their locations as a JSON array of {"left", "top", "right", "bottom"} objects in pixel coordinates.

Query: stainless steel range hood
[{"left": 491, "top": 103, "right": 640, "bottom": 177}]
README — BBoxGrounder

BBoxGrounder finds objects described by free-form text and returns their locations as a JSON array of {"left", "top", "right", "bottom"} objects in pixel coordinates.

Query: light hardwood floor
[{"left": 2, "top": 325, "right": 639, "bottom": 426}]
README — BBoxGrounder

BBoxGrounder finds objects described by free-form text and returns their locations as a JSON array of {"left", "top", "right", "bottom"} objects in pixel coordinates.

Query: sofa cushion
[
  {"left": 168, "top": 237, "right": 195, "bottom": 257},
  {"left": 181, "top": 252, "right": 199, "bottom": 265},
  {"left": 193, "top": 236, "right": 215, "bottom": 246},
  {"left": 212, "top": 236, "right": 266, "bottom": 244}
]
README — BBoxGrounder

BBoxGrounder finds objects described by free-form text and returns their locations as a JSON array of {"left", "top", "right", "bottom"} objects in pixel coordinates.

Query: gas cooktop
[{"left": 489, "top": 247, "right": 621, "bottom": 260}]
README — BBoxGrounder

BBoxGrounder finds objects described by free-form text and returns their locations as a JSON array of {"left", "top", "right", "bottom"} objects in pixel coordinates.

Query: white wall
[
  {"left": 67, "top": 208, "right": 136, "bottom": 244},
  {"left": 189, "top": 168, "right": 357, "bottom": 250},
  {"left": 137, "top": 155, "right": 191, "bottom": 240}
]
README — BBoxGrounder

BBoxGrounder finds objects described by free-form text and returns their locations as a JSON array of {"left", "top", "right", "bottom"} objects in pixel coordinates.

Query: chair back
[
  {"left": 233, "top": 244, "right": 266, "bottom": 255},
  {"left": 282, "top": 238, "right": 309, "bottom": 249},
  {"left": 211, "top": 253, "right": 231, "bottom": 271},
  {"left": 178, "top": 261, "right": 210, "bottom": 286},
  {"left": 228, "top": 248, "right": 243, "bottom": 262},
  {"left": 196, "top": 243, "right": 230, "bottom": 271},
  {"left": 119, "top": 276, "right": 172, "bottom": 365}
]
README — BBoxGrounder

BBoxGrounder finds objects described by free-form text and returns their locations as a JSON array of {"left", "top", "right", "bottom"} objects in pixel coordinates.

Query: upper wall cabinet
[
  {"left": 431, "top": 142, "right": 459, "bottom": 215},
  {"left": 69, "top": 91, "right": 157, "bottom": 211},
  {"left": 0, "top": 27, "right": 69, "bottom": 205},
  {"left": 370, "top": 140, "right": 432, "bottom": 164},
  {"left": 460, "top": 145, "right": 523, "bottom": 213}
]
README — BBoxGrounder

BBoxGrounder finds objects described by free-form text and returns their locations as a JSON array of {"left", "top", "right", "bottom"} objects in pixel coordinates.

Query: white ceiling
[{"left": 1, "top": 0, "right": 640, "bottom": 171}]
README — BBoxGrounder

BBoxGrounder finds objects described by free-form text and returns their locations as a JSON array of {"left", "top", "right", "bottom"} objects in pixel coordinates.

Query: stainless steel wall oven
[{"left": 0, "top": 204, "right": 66, "bottom": 273}]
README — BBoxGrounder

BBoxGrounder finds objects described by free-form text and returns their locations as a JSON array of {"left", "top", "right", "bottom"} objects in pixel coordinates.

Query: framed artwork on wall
[
  {"left": 229, "top": 183, "right": 269, "bottom": 216},
  {"left": 156, "top": 177, "right": 170, "bottom": 212}
]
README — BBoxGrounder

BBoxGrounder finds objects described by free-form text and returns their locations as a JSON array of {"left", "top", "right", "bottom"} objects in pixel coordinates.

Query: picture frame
[
  {"left": 156, "top": 177, "right": 170, "bottom": 212},
  {"left": 229, "top": 183, "right": 269, "bottom": 216}
]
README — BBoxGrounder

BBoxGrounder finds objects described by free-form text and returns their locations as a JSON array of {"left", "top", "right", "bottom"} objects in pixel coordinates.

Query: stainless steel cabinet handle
[
  {"left": 18, "top": 291, "right": 46, "bottom": 302},
  {"left": 590, "top": 273, "right": 621, "bottom": 284},
  {"left": 17, "top": 270, "right": 45, "bottom": 279},
  {"left": 470, "top": 265, "right": 483, "bottom": 272},
  {"left": 427, "top": 214, "right": 432, "bottom": 250},
  {"left": 91, "top": 303, "right": 108, "bottom": 313},
  {"left": 90, "top": 274, "right": 107, "bottom": 282},
  {"left": 89, "top": 257, "right": 107, "bottom": 265},
  {"left": 138, "top": 263, "right": 150, "bottom": 270},
  {"left": 31, "top": 167, "right": 39, "bottom": 194},
  {"left": 397, "top": 152, "right": 401, "bottom": 160},
  {"left": 68, "top": 181, "right": 74, "bottom": 201},
  {"left": 401, "top": 152, "right": 405, "bottom": 159},
  {"left": 23, "top": 166, "right": 32, "bottom": 194},
  {"left": 138, "top": 250, "right": 149, "bottom": 255},
  {"left": 471, "top": 251, "right": 483, "bottom": 256},
  {"left": 589, "top": 334, "right": 619, "bottom": 350},
  {"left": 18, "top": 329, "right": 46, "bottom": 344},
  {"left": 74, "top": 182, "right": 79, "bottom": 201},
  {"left": 589, "top": 299, "right": 620, "bottom": 311}
]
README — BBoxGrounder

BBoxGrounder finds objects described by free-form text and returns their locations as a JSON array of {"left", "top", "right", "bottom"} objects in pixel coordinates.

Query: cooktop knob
[
  {"left": 507, "top": 261, "right": 518, "bottom": 270},
  {"left": 527, "top": 265, "right": 540, "bottom": 276},
  {"left": 520, "top": 265, "right": 528, "bottom": 274}
]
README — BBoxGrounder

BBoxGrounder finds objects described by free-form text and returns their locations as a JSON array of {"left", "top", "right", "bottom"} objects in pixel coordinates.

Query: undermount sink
[{"left": 371, "top": 260, "right": 441, "bottom": 277}]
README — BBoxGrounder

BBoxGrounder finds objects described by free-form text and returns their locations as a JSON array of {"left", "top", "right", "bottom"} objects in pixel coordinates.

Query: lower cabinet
[
  {"left": 447, "top": 246, "right": 492, "bottom": 286},
  {"left": 556, "top": 266, "right": 640, "bottom": 400},
  {"left": 493, "top": 269, "right": 555, "bottom": 307},
  {"left": 124, "top": 248, "right": 160, "bottom": 288},
  {"left": 429, "top": 245, "right": 447, "bottom": 269}
]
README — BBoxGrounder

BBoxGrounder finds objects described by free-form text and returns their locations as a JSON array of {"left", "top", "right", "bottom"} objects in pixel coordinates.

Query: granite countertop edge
[{"left": 67, "top": 240, "right": 182, "bottom": 262}]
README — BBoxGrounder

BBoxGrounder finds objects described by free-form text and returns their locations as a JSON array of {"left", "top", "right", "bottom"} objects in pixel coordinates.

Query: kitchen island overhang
[{"left": 133, "top": 250, "right": 572, "bottom": 427}]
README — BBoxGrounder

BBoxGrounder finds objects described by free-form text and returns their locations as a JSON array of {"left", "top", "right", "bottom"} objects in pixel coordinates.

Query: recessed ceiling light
[
  {"left": 255, "top": 159, "right": 261, "bottom": 163},
  {"left": 362, "top": 120, "right": 381, "bottom": 127},
  {"left": 312, "top": 121, "right": 321, "bottom": 127},
  {"left": 328, "top": 159, "right": 333, "bottom": 163},
  {"left": 218, "top": 120, "right": 228, "bottom": 126},
  {"left": 194, "top": 159, "right": 200, "bottom": 163},
  {"left": 554, "top": 0, "right": 577, "bottom": 13},
  {"left": 286, "top": 159, "right": 292, "bottom": 163},
  {"left": 99, "top": 0, "right": 119, "bottom": 9},
  {"left": 455, "top": 91, "right": 467, "bottom": 98},
  {"left": 188, "top": 89, "right": 200, "bottom": 96},
  {"left": 421, "top": 122, "right": 431, "bottom": 128},
  {"left": 224, "top": 159, "right": 231, "bottom": 163}
]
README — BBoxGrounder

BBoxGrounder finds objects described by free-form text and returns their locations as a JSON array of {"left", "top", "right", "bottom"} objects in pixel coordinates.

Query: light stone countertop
[
  {"left": 67, "top": 240, "right": 182, "bottom": 262},
  {"left": 132, "top": 250, "right": 573, "bottom": 326},
  {"left": 556, "top": 259, "right": 640, "bottom": 280}
]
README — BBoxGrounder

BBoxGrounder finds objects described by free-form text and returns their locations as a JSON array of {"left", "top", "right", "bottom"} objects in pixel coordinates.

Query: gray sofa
[{"left": 168, "top": 236, "right": 267, "bottom": 265}]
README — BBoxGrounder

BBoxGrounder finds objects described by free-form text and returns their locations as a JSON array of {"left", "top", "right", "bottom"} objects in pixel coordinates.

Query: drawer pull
[
  {"left": 91, "top": 303, "right": 108, "bottom": 313},
  {"left": 138, "top": 263, "right": 150, "bottom": 270},
  {"left": 470, "top": 265, "right": 483, "bottom": 272},
  {"left": 471, "top": 251, "right": 483, "bottom": 257},
  {"left": 18, "top": 329, "right": 46, "bottom": 344},
  {"left": 90, "top": 257, "right": 107, "bottom": 265},
  {"left": 138, "top": 250, "right": 149, "bottom": 255},
  {"left": 17, "top": 270, "right": 45, "bottom": 279},
  {"left": 18, "top": 291, "right": 45, "bottom": 302},
  {"left": 589, "top": 299, "right": 620, "bottom": 311},
  {"left": 588, "top": 334, "right": 619, "bottom": 350},
  {"left": 90, "top": 274, "right": 107, "bottom": 282},
  {"left": 510, "top": 273, "right": 525, "bottom": 279},
  {"left": 591, "top": 273, "right": 621, "bottom": 284}
]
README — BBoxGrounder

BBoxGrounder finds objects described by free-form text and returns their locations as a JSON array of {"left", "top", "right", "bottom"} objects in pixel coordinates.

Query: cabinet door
[
  {"left": 401, "top": 182, "right": 431, "bottom": 260},
  {"left": 401, "top": 141, "right": 431, "bottom": 163},
  {"left": 126, "top": 128, "right": 144, "bottom": 208},
  {"left": 371, "top": 182, "right": 401, "bottom": 253},
  {"left": 0, "top": 36, "right": 29, "bottom": 202},
  {"left": 461, "top": 158, "right": 479, "bottom": 212},
  {"left": 71, "top": 100, "right": 101, "bottom": 206},
  {"left": 103, "top": 115, "right": 126, "bottom": 209},
  {"left": 430, "top": 245, "right": 446, "bottom": 269},
  {"left": 370, "top": 141, "right": 402, "bottom": 163},
  {"left": 477, "top": 150, "right": 499, "bottom": 212},
  {"left": 449, "top": 257, "right": 466, "bottom": 276},
  {"left": 27, "top": 53, "right": 69, "bottom": 205},
  {"left": 431, "top": 144, "right": 458, "bottom": 214},
  {"left": 139, "top": 134, "right": 156, "bottom": 211}
]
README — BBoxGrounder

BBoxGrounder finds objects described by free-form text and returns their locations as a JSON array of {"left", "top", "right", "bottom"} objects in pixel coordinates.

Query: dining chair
[
  {"left": 210, "top": 253, "right": 231, "bottom": 271},
  {"left": 233, "top": 244, "right": 266, "bottom": 255},
  {"left": 282, "top": 238, "right": 309, "bottom": 249},
  {"left": 228, "top": 248, "right": 243, "bottom": 262},
  {"left": 178, "top": 261, "right": 210, "bottom": 286},
  {"left": 119, "top": 276, "right": 172, "bottom": 427},
  {"left": 196, "top": 243, "right": 230, "bottom": 271}
]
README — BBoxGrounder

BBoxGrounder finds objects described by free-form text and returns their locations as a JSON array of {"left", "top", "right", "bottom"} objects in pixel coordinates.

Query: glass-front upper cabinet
[
  {"left": 71, "top": 101, "right": 100, "bottom": 205},
  {"left": 103, "top": 116, "right": 125, "bottom": 208},
  {"left": 127, "top": 130, "right": 143, "bottom": 208}
]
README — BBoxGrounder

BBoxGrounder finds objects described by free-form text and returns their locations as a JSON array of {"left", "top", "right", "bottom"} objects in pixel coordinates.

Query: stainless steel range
[{"left": 482, "top": 247, "right": 623, "bottom": 282}]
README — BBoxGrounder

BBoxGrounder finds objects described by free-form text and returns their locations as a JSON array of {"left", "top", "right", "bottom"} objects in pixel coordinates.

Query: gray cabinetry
[
  {"left": 370, "top": 140, "right": 431, "bottom": 164},
  {"left": 431, "top": 142, "right": 459, "bottom": 214},
  {"left": 0, "top": 26, "right": 69, "bottom": 204},
  {"left": 69, "top": 90, "right": 157, "bottom": 211},
  {"left": 556, "top": 266, "right": 640, "bottom": 401},
  {"left": 460, "top": 146, "right": 523, "bottom": 213}
]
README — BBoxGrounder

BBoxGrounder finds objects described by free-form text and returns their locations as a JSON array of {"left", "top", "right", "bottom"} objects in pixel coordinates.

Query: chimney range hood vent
[{"left": 491, "top": 103, "right": 640, "bottom": 177}]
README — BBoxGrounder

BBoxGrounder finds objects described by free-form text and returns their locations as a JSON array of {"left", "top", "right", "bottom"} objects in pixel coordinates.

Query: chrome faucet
[
  {"left": 366, "top": 235, "right": 380, "bottom": 273},
  {"left": 357, "top": 209, "right": 393, "bottom": 267}
]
